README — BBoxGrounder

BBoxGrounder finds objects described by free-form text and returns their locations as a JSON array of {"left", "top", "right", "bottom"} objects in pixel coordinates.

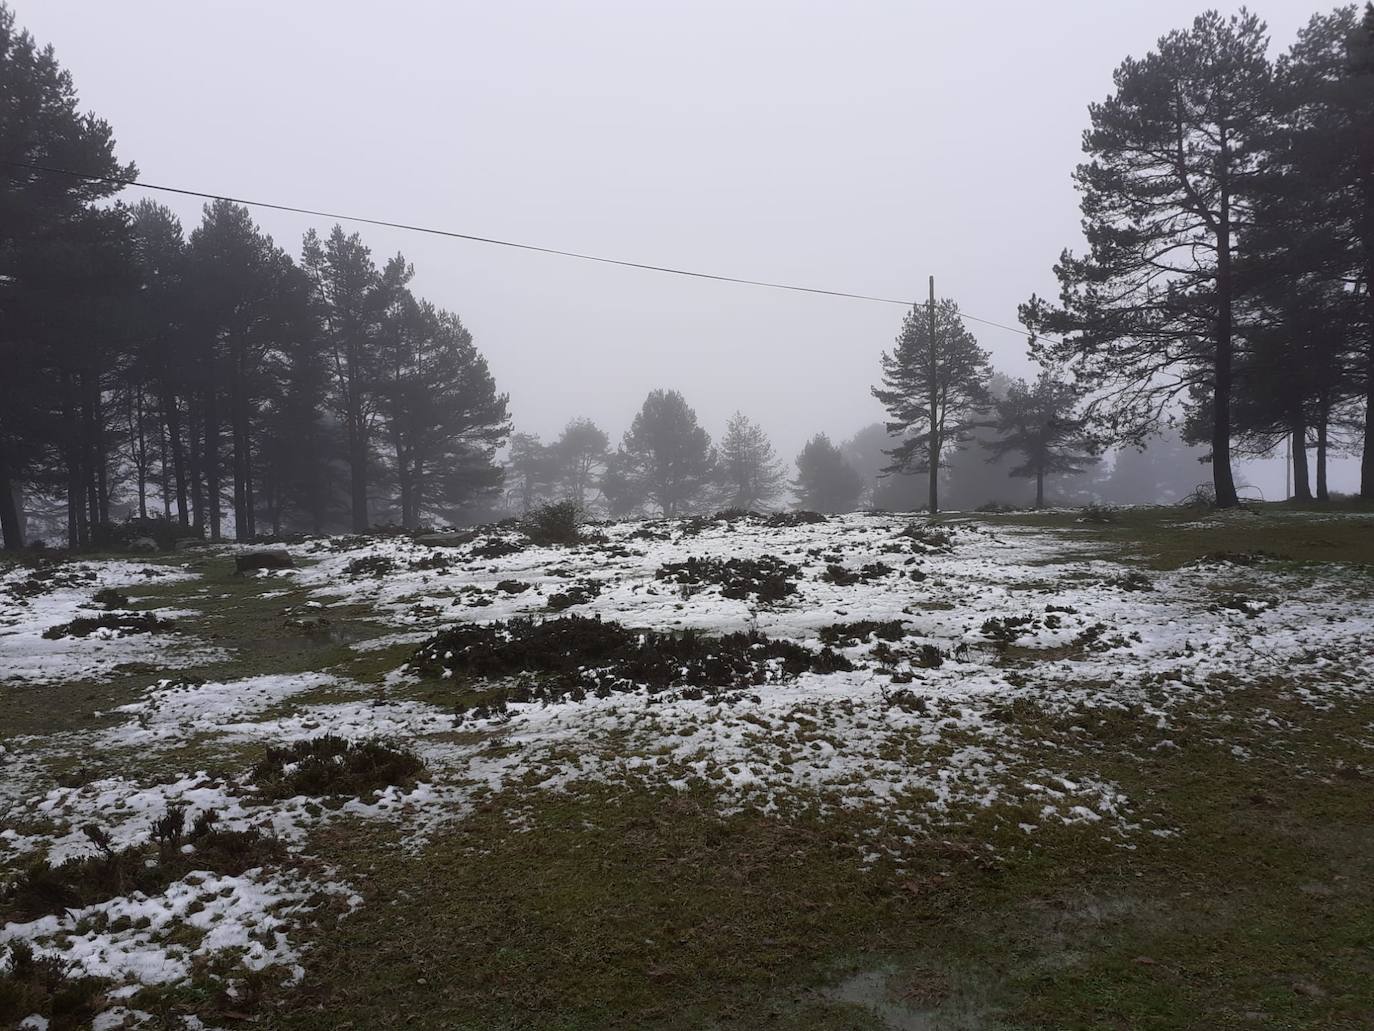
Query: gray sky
[{"left": 22, "top": 0, "right": 1357, "bottom": 496}]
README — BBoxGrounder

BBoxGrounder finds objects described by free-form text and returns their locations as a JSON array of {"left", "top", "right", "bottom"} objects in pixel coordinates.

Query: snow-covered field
[{"left": 3, "top": 510, "right": 1373, "bottom": 1028}]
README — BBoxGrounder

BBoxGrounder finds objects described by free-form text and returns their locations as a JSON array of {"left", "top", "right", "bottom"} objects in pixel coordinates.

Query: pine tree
[
  {"left": 717, "top": 412, "right": 785, "bottom": 510},
  {"left": 552, "top": 418, "right": 609, "bottom": 511},
  {"left": 619, "top": 389, "right": 715, "bottom": 517},
  {"left": 872, "top": 297, "right": 992, "bottom": 513},
  {"left": 505, "top": 433, "right": 556, "bottom": 514},
  {"left": 0, "top": 3, "right": 134, "bottom": 548},
  {"left": 792, "top": 434, "right": 864, "bottom": 513},
  {"left": 986, "top": 371, "right": 1099, "bottom": 508},
  {"left": 1022, "top": 10, "right": 1274, "bottom": 509},
  {"left": 302, "top": 226, "right": 407, "bottom": 531},
  {"left": 378, "top": 294, "right": 509, "bottom": 526}
]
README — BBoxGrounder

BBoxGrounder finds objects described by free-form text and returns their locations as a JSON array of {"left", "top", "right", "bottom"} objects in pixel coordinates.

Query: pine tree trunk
[
  {"left": 1035, "top": 469, "right": 1045, "bottom": 509},
  {"left": 187, "top": 404, "right": 205, "bottom": 534},
  {"left": 1211, "top": 184, "right": 1240, "bottom": 509},
  {"left": 0, "top": 448, "right": 23, "bottom": 550},
  {"left": 161, "top": 386, "right": 189, "bottom": 526},
  {"left": 205, "top": 384, "right": 222, "bottom": 541},
  {"left": 1315, "top": 408, "right": 1330, "bottom": 503},
  {"left": 1362, "top": 255, "right": 1374, "bottom": 499},
  {"left": 1291, "top": 421, "right": 1312, "bottom": 502}
]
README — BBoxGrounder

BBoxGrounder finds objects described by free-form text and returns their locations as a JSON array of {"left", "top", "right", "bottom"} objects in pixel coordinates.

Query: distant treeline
[{"left": 2, "top": 4, "right": 1372, "bottom": 549}]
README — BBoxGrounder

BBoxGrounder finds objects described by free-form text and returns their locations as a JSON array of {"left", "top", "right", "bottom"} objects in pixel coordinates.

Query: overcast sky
[{"left": 20, "top": 0, "right": 1358, "bottom": 496}]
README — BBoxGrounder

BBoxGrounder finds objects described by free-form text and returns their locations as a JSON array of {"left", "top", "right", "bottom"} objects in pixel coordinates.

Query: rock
[
  {"left": 128, "top": 537, "right": 160, "bottom": 553},
  {"left": 235, "top": 550, "right": 295, "bottom": 573}
]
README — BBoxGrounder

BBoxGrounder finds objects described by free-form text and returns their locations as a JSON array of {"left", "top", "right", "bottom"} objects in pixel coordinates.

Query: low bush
[
  {"left": 249, "top": 736, "right": 427, "bottom": 801},
  {"left": 818, "top": 620, "right": 907, "bottom": 647},
  {"left": 0, "top": 940, "right": 107, "bottom": 1031},
  {"left": 655, "top": 555, "right": 799, "bottom": 603},
  {"left": 1, "top": 807, "right": 279, "bottom": 923},
  {"left": 92, "top": 587, "right": 130, "bottom": 609},
  {"left": 522, "top": 501, "right": 583, "bottom": 546},
  {"left": 409, "top": 615, "right": 853, "bottom": 711},
  {"left": 42, "top": 612, "right": 172, "bottom": 639},
  {"left": 765, "top": 511, "right": 827, "bottom": 528}
]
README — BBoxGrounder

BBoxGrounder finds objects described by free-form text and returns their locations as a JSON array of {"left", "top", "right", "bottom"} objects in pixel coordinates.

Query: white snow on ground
[
  {"left": 3, "top": 511, "right": 1374, "bottom": 1025},
  {"left": 0, "top": 559, "right": 222, "bottom": 685}
]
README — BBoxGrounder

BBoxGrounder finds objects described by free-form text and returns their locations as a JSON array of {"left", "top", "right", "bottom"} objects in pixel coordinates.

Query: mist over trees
[
  {"left": 872, "top": 296, "right": 993, "bottom": 513},
  {"left": 3, "top": 2, "right": 1374, "bottom": 551},
  {"left": 1023, "top": 5, "right": 1374, "bottom": 508},
  {"left": 0, "top": 6, "right": 509, "bottom": 549},
  {"left": 793, "top": 434, "right": 864, "bottom": 513}
]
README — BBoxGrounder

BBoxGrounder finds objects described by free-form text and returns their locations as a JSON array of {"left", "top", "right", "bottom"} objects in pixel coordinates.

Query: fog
[{"left": 23, "top": 0, "right": 1359, "bottom": 497}]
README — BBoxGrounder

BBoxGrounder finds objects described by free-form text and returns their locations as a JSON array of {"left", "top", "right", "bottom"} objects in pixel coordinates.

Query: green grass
[{"left": 5, "top": 515, "right": 1374, "bottom": 1029}]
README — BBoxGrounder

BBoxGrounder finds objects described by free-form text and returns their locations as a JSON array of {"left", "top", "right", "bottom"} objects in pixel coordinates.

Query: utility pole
[{"left": 927, "top": 275, "right": 939, "bottom": 515}]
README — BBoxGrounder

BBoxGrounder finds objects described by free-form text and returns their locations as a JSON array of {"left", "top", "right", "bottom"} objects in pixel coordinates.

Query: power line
[{"left": 2, "top": 159, "right": 1050, "bottom": 343}]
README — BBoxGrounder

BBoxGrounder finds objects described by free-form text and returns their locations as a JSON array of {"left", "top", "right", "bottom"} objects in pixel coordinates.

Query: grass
[
  {"left": 5, "top": 510, "right": 1374, "bottom": 1029},
  {"left": 241, "top": 668, "right": 1374, "bottom": 1031},
  {"left": 982, "top": 500, "right": 1374, "bottom": 569}
]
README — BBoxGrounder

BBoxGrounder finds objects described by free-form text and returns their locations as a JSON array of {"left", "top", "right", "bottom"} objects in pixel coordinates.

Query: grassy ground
[{"left": 4, "top": 505, "right": 1374, "bottom": 1029}]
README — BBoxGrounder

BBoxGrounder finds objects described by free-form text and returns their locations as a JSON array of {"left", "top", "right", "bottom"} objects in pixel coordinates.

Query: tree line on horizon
[{"left": 2, "top": 4, "right": 1372, "bottom": 550}]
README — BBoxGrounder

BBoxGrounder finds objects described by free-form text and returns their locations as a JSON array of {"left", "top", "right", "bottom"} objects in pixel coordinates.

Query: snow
[
  {"left": 0, "top": 559, "right": 222, "bottom": 685},
  {"left": 4, "top": 510, "right": 1373, "bottom": 1022}
]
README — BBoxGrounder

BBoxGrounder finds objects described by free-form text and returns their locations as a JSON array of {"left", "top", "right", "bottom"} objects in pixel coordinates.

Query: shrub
[
  {"left": 547, "top": 581, "right": 602, "bottom": 610},
  {"left": 818, "top": 620, "right": 907, "bottom": 647},
  {"left": 42, "top": 612, "right": 172, "bottom": 639},
  {"left": 1, "top": 807, "right": 280, "bottom": 922},
  {"left": 1104, "top": 571, "right": 1154, "bottom": 592},
  {"left": 523, "top": 501, "right": 583, "bottom": 546},
  {"left": 656, "top": 555, "right": 799, "bottom": 603},
  {"left": 0, "top": 940, "right": 107, "bottom": 1030},
  {"left": 92, "top": 587, "right": 130, "bottom": 609},
  {"left": 249, "top": 736, "right": 427, "bottom": 801},
  {"left": 408, "top": 615, "right": 852, "bottom": 710},
  {"left": 764, "top": 510, "right": 827, "bottom": 528}
]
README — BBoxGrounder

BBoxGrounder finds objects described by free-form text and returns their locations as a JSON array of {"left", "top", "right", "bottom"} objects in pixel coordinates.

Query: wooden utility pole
[{"left": 927, "top": 275, "right": 939, "bottom": 514}]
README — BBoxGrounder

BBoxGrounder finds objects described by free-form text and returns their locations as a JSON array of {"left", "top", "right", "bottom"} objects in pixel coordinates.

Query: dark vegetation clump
[
  {"left": 470, "top": 536, "right": 527, "bottom": 560},
  {"left": 655, "top": 555, "right": 800, "bottom": 603},
  {"left": 1079, "top": 503, "right": 1116, "bottom": 524},
  {"left": 1211, "top": 594, "right": 1275, "bottom": 619},
  {"left": 522, "top": 501, "right": 583, "bottom": 546},
  {"left": 4, "top": 562, "right": 96, "bottom": 602},
  {"left": 408, "top": 615, "right": 853, "bottom": 712},
  {"left": 765, "top": 510, "right": 828, "bottom": 528},
  {"left": 42, "top": 611, "right": 171, "bottom": 639},
  {"left": 1193, "top": 550, "right": 1289, "bottom": 566},
  {"left": 1104, "top": 570, "right": 1154, "bottom": 592},
  {"left": 249, "top": 735, "right": 427, "bottom": 801},
  {"left": 628, "top": 521, "right": 672, "bottom": 542},
  {"left": 495, "top": 580, "right": 530, "bottom": 594},
  {"left": 678, "top": 509, "right": 763, "bottom": 535},
  {"left": 897, "top": 523, "right": 955, "bottom": 554},
  {"left": 819, "top": 561, "right": 895, "bottom": 586},
  {"left": 92, "top": 587, "right": 129, "bottom": 608},
  {"left": 882, "top": 688, "right": 929, "bottom": 714},
  {"left": 234, "top": 550, "right": 295, "bottom": 573},
  {"left": 345, "top": 554, "right": 395, "bottom": 577},
  {"left": 1, "top": 807, "right": 279, "bottom": 923},
  {"left": 981, "top": 613, "right": 1039, "bottom": 644},
  {"left": 913, "top": 643, "right": 947, "bottom": 668},
  {"left": 818, "top": 620, "right": 907, "bottom": 647},
  {"left": 0, "top": 940, "right": 107, "bottom": 1031},
  {"left": 547, "top": 580, "right": 602, "bottom": 610}
]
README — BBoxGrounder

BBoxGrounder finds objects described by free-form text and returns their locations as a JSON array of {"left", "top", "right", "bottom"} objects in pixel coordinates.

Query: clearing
[{"left": 2, "top": 505, "right": 1373, "bottom": 1030}]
